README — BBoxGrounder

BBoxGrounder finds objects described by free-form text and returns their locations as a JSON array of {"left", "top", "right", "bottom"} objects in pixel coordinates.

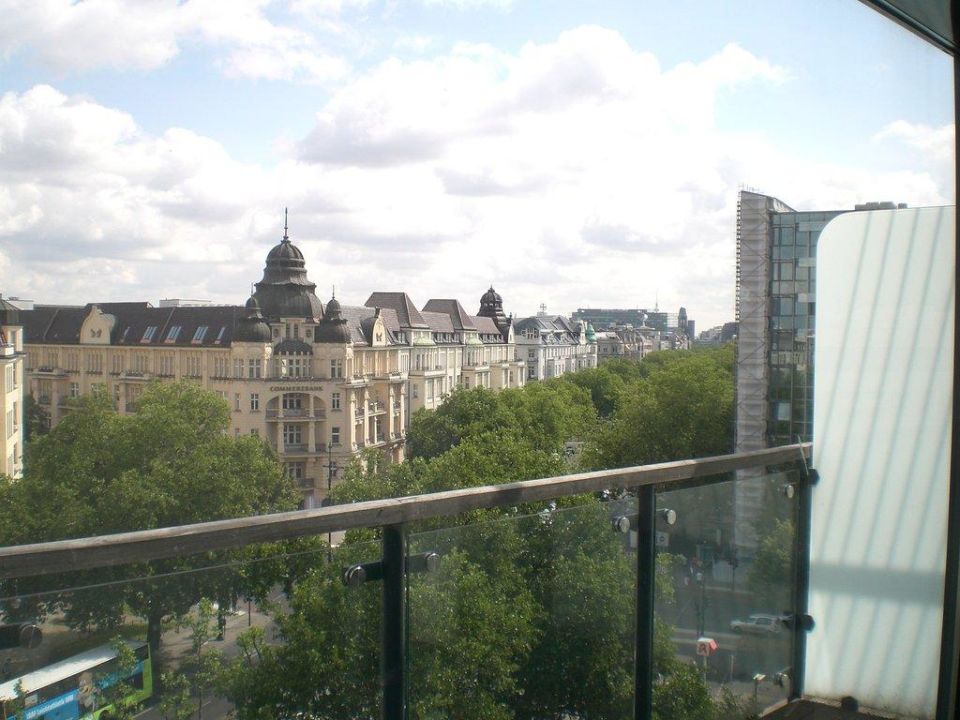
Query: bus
[{"left": 0, "top": 641, "right": 153, "bottom": 720}]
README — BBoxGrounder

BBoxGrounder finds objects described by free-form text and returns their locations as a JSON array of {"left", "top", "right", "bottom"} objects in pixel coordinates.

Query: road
[{"left": 136, "top": 603, "right": 278, "bottom": 720}]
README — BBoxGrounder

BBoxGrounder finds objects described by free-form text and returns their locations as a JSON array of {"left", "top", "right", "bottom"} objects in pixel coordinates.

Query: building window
[
  {"left": 250, "top": 393, "right": 259, "bottom": 411},
  {"left": 235, "top": 393, "right": 241, "bottom": 411},
  {"left": 192, "top": 326, "right": 208, "bottom": 344},
  {"left": 250, "top": 428, "right": 259, "bottom": 437},
  {"left": 331, "top": 392, "right": 341, "bottom": 410},
  {"left": 282, "top": 394, "right": 303, "bottom": 410},
  {"left": 285, "top": 462, "right": 305, "bottom": 482},
  {"left": 330, "top": 359, "right": 343, "bottom": 379},
  {"left": 214, "top": 327, "right": 226, "bottom": 344},
  {"left": 141, "top": 326, "right": 158, "bottom": 343},
  {"left": 248, "top": 358, "right": 262, "bottom": 379},
  {"left": 412, "top": 384, "right": 418, "bottom": 399},
  {"left": 165, "top": 326, "right": 182, "bottom": 343},
  {"left": 69, "top": 382, "right": 79, "bottom": 398},
  {"left": 235, "top": 359, "right": 245, "bottom": 378},
  {"left": 331, "top": 426, "right": 340, "bottom": 445},
  {"left": 283, "top": 424, "right": 302, "bottom": 446}
]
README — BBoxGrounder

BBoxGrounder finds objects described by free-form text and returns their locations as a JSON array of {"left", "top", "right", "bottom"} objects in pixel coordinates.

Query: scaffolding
[{"left": 733, "top": 190, "right": 794, "bottom": 552}]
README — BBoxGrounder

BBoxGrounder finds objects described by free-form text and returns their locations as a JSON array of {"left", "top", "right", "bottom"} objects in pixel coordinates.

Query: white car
[{"left": 730, "top": 613, "right": 783, "bottom": 635}]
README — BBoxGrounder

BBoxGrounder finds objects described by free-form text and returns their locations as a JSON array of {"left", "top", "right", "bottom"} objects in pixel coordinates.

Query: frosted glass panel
[{"left": 811, "top": 206, "right": 954, "bottom": 717}]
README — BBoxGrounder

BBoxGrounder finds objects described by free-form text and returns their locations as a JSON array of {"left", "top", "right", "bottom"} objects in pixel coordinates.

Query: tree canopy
[{"left": 0, "top": 382, "right": 299, "bottom": 653}]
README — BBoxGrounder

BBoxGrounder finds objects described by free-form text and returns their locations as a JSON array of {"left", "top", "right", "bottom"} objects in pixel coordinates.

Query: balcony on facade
[{"left": 266, "top": 409, "right": 326, "bottom": 421}]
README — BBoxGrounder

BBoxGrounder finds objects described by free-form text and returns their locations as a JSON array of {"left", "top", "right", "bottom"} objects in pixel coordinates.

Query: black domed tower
[
  {"left": 234, "top": 296, "right": 273, "bottom": 343},
  {"left": 477, "top": 286, "right": 510, "bottom": 338},
  {"left": 252, "top": 210, "right": 324, "bottom": 320},
  {"left": 315, "top": 295, "right": 352, "bottom": 344}
]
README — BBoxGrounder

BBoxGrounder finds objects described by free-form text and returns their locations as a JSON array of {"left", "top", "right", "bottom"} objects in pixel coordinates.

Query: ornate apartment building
[
  {"left": 514, "top": 314, "right": 598, "bottom": 381},
  {"left": 0, "top": 297, "right": 24, "bottom": 478},
  {"left": 20, "top": 229, "right": 527, "bottom": 506}
]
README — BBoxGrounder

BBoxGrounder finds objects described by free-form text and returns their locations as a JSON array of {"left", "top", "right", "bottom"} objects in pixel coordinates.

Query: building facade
[
  {"left": 733, "top": 190, "right": 904, "bottom": 549},
  {"left": 514, "top": 314, "right": 597, "bottom": 381},
  {"left": 21, "top": 231, "right": 526, "bottom": 506},
  {"left": 0, "top": 297, "right": 24, "bottom": 478}
]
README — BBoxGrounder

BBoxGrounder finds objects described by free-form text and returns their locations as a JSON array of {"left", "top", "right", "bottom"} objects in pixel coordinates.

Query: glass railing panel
[
  {"left": 0, "top": 536, "right": 382, "bottom": 720},
  {"left": 406, "top": 496, "right": 637, "bottom": 720},
  {"left": 654, "top": 467, "right": 800, "bottom": 715}
]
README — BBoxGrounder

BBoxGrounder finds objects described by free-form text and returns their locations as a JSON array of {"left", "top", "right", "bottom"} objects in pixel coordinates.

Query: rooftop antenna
[
  {"left": 654, "top": 290, "right": 659, "bottom": 312},
  {"left": 332, "top": 285, "right": 336, "bottom": 299},
  {"left": 283, "top": 207, "right": 289, "bottom": 242}
]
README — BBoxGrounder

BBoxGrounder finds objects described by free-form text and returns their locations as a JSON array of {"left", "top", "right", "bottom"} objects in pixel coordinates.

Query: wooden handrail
[{"left": 0, "top": 444, "right": 809, "bottom": 579}]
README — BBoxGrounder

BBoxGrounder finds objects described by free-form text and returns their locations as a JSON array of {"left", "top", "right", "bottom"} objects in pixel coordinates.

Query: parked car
[{"left": 729, "top": 613, "right": 783, "bottom": 635}]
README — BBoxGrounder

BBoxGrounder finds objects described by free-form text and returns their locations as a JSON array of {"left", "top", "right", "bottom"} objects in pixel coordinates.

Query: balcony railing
[{"left": 0, "top": 445, "right": 831, "bottom": 720}]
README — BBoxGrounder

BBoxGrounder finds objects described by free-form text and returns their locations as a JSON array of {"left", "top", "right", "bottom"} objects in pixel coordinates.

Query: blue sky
[{"left": 0, "top": 0, "right": 953, "bottom": 329}]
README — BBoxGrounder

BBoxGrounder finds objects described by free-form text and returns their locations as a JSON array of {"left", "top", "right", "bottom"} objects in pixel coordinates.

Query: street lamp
[
  {"left": 695, "top": 571, "right": 706, "bottom": 638},
  {"left": 323, "top": 442, "right": 339, "bottom": 561}
]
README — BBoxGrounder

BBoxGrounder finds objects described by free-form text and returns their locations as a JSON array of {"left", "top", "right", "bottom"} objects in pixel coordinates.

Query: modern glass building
[{"left": 736, "top": 192, "right": 852, "bottom": 454}]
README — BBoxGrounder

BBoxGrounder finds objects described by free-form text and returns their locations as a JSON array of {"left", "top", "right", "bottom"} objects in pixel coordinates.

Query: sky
[{"left": 0, "top": 0, "right": 954, "bottom": 331}]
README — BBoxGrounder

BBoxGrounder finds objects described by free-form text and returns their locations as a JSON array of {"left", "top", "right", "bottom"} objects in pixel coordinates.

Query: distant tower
[
  {"left": 477, "top": 286, "right": 511, "bottom": 339},
  {"left": 678, "top": 306, "right": 688, "bottom": 334}
]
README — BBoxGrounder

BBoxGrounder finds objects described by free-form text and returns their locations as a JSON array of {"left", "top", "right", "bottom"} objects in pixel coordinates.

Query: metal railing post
[
  {"left": 791, "top": 456, "right": 816, "bottom": 700},
  {"left": 634, "top": 485, "right": 656, "bottom": 719},
  {"left": 382, "top": 525, "right": 407, "bottom": 720}
]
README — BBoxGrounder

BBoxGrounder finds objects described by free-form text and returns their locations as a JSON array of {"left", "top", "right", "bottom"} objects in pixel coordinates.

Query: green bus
[{"left": 0, "top": 641, "right": 152, "bottom": 720}]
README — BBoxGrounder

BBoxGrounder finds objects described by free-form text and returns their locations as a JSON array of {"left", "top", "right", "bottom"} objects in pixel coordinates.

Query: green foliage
[
  {"left": 552, "top": 366, "right": 627, "bottom": 417},
  {"left": 22, "top": 393, "right": 50, "bottom": 445},
  {"left": 0, "top": 382, "right": 299, "bottom": 656},
  {"left": 96, "top": 638, "right": 140, "bottom": 720},
  {"left": 406, "top": 382, "right": 597, "bottom": 463},
  {"left": 585, "top": 346, "right": 734, "bottom": 469},
  {"left": 653, "top": 662, "right": 715, "bottom": 720},
  {"left": 746, "top": 519, "right": 794, "bottom": 611}
]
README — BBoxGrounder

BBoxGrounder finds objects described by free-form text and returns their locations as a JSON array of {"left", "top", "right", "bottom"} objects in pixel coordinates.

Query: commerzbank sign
[{"left": 269, "top": 385, "right": 324, "bottom": 392}]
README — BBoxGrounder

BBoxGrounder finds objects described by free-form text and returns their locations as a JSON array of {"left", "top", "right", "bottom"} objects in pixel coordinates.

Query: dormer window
[
  {"left": 191, "top": 326, "right": 208, "bottom": 344},
  {"left": 214, "top": 327, "right": 226, "bottom": 344},
  {"left": 165, "top": 325, "right": 182, "bottom": 343},
  {"left": 141, "top": 326, "right": 158, "bottom": 343}
]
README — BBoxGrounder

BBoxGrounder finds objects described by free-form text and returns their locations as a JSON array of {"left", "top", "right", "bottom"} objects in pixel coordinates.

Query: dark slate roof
[
  {"left": 421, "top": 310, "right": 455, "bottom": 334},
  {"left": 514, "top": 315, "right": 578, "bottom": 344},
  {"left": 551, "top": 315, "right": 576, "bottom": 333},
  {"left": 473, "top": 316, "right": 501, "bottom": 336},
  {"left": 422, "top": 299, "right": 476, "bottom": 331},
  {"left": 365, "top": 292, "right": 428, "bottom": 329},
  {"left": 0, "top": 297, "right": 21, "bottom": 326},
  {"left": 23, "top": 303, "right": 242, "bottom": 347},
  {"left": 340, "top": 305, "right": 401, "bottom": 346}
]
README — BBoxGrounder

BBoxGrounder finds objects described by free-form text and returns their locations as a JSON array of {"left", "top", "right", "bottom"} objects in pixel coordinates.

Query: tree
[
  {"left": 554, "top": 366, "right": 627, "bottom": 418},
  {"left": 585, "top": 347, "right": 734, "bottom": 470},
  {"left": 746, "top": 519, "right": 793, "bottom": 611},
  {"left": 0, "top": 382, "right": 299, "bottom": 657},
  {"left": 21, "top": 394, "right": 49, "bottom": 445}
]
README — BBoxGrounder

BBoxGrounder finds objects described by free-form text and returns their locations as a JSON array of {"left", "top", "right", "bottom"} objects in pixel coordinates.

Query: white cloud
[
  {"left": 420, "top": 0, "right": 513, "bottom": 8},
  {"left": 0, "top": 27, "right": 951, "bottom": 330},
  {"left": 0, "top": 0, "right": 349, "bottom": 82}
]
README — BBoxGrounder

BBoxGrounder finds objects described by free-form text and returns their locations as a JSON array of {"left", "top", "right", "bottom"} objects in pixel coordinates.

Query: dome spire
[{"left": 283, "top": 207, "right": 290, "bottom": 243}]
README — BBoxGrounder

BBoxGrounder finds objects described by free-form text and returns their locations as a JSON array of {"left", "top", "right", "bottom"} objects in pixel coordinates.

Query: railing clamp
[
  {"left": 612, "top": 509, "right": 677, "bottom": 533},
  {"left": 795, "top": 438, "right": 820, "bottom": 485},
  {"left": 781, "top": 612, "right": 815, "bottom": 632},
  {"left": 342, "top": 551, "right": 441, "bottom": 587}
]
